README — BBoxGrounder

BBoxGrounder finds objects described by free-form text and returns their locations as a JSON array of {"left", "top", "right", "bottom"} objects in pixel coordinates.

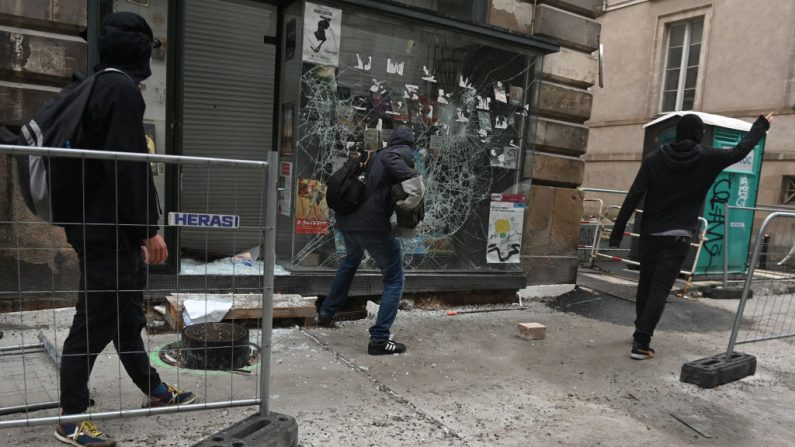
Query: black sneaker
[
  {"left": 630, "top": 342, "right": 655, "bottom": 360},
  {"left": 54, "top": 420, "right": 116, "bottom": 446},
  {"left": 368, "top": 339, "right": 406, "bottom": 355},
  {"left": 315, "top": 315, "right": 337, "bottom": 328}
]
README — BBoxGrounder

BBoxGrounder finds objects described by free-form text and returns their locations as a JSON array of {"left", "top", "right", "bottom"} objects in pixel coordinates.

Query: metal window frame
[
  {"left": 331, "top": 0, "right": 559, "bottom": 55},
  {"left": 782, "top": 176, "right": 795, "bottom": 205}
]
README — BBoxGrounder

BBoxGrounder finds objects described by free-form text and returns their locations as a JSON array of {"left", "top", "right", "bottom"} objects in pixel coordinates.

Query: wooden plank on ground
[{"left": 164, "top": 293, "right": 316, "bottom": 331}]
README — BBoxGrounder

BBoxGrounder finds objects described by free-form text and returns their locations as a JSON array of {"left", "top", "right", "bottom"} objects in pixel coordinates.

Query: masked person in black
[
  {"left": 55, "top": 13, "right": 194, "bottom": 447},
  {"left": 610, "top": 112, "right": 773, "bottom": 360}
]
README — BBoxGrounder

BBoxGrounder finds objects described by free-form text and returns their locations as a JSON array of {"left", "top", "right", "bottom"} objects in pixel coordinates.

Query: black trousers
[
  {"left": 634, "top": 236, "right": 691, "bottom": 344},
  {"left": 60, "top": 245, "right": 162, "bottom": 415}
]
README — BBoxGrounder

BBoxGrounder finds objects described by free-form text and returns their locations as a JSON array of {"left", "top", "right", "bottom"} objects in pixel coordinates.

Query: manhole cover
[{"left": 158, "top": 322, "right": 260, "bottom": 371}]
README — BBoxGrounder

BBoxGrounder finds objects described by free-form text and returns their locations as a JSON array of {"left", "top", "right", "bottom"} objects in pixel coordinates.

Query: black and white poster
[{"left": 302, "top": 2, "right": 341, "bottom": 67}]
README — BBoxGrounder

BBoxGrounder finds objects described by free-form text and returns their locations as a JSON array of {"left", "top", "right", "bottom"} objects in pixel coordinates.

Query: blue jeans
[{"left": 320, "top": 230, "right": 404, "bottom": 342}]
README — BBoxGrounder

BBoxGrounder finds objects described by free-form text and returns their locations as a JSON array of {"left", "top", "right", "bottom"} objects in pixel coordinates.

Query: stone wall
[
  {"left": 0, "top": 0, "right": 86, "bottom": 308},
  {"left": 488, "top": 0, "right": 601, "bottom": 284}
]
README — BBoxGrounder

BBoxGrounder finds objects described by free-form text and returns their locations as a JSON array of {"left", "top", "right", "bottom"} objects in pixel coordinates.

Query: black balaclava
[
  {"left": 675, "top": 114, "right": 705, "bottom": 143},
  {"left": 95, "top": 12, "right": 156, "bottom": 82}
]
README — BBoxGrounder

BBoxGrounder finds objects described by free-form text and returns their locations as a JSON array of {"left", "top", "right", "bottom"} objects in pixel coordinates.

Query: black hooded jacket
[
  {"left": 65, "top": 12, "right": 160, "bottom": 250},
  {"left": 610, "top": 115, "right": 769, "bottom": 243},
  {"left": 336, "top": 127, "right": 417, "bottom": 233}
]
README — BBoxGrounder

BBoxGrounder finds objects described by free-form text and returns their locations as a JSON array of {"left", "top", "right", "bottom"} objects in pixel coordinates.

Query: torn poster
[
  {"left": 303, "top": 2, "right": 341, "bottom": 66},
  {"left": 422, "top": 66, "right": 437, "bottom": 83},
  {"left": 489, "top": 146, "right": 519, "bottom": 169},
  {"left": 355, "top": 53, "right": 372, "bottom": 71},
  {"left": 494, "top": 82, "right": 508, "bottom": 103},
  {"left": 478, "top": 111, "right": 492, "bottom": 133},
  {"left": 487, "top": 194, "right": 526, "bottom": 264},
  {"left": 295, "top": 178, "right": 330, "bottom": 234},
  {"left": 509, "top": 86, "right": 524, "bottom": 106},
  {"left": 278, "top": 161, "right": 293, "bottom": 217},
  {"left": 387, "top": 58, "right": 405, "bottom": 75}
]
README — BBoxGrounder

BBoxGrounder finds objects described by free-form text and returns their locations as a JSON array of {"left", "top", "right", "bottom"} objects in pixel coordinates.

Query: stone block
[
  {"left": 488, "top": 0, "right": 534, "bottom": 34},
  {"left": 0, "top": 0, "right": 85, "bottom": 31},
  {"left": 537, "top": 81, "right": 592, "bottom": 123},
  {"left": 0, "top": 30, "right": 87, "bottom": 84},
  {"left": 523, "top": 184, "right": 583, "bottom": 259},
  {"left": 533, "top": 117, "right": 588, "bottom": 156},
  {"left": 52, "top": 0, "right": 87, "bottom": 28},
  {"left": 523, "top": 255, "right": 579, "bottom": 285},
  {"left": 523, "top": 185, "right": 582, "bottom": 254},
  {"left": 542, "top": 47, "right": 597, "bottom": 88},
  {"left": 518, "top": 322, "right": 546, "bottom": 340},
  {"left": 526, "top": 151, "right": 584, "bottom": 187},
  {"left": 533, "top": 4, "right": 600, "bottom": 52},
  {"left": 0, "top": 84, "right": 58, "bottom": 126},
  {"left": 0, "top": 0, "right": 52, "bottom": 23},
  {"left": 538, "top": 0, "right": 603, "bottom": 18}
]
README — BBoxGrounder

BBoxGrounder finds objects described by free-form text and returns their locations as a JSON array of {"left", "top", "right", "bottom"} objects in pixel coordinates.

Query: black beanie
[{"left": 675, "top": 114, "right": 705, "bottom": 143}]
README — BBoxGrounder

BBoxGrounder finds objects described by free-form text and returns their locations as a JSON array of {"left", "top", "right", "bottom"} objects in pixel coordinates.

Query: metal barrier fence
[
  {"left": 578, "top": 188, "right": 709, "bottom": 294},
  {"left": 0, "top": 144, "right": 278, "bottom": 428},
  {"left": 726, "top": 212, "right": 795, "bottom": 359},
  {"left": 722, "top": 204, "right": 795, "bottom": 288}
]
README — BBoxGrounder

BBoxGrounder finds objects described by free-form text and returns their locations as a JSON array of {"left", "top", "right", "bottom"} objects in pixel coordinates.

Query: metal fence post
[
  {"left": 260, "top": 151, "right": 279, "bottom": 417},
  {"left": 723, "top": 202, "right": 730, "bottom": 288}
]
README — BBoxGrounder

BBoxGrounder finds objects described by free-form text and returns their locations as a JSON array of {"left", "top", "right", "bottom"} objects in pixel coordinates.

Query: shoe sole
[
  {"left": 368, "top": 350, "right": 404, "bottom": 355},
  {"left": 143, "top": 394, "right": 197, "bottom": 408},
  {"left": 53, "top": 430, "right": 116, "bottom": 447},
  {"left": 630, "top": 352, "right": 654, "bottom": 360}
]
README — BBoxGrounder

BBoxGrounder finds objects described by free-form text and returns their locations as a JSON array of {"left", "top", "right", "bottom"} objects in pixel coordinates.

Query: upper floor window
[{"left": 660, "top": 18, "right": 703, "bottom": 112}]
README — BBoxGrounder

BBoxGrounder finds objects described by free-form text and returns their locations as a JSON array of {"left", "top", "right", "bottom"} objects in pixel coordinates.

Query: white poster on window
[
  {"left": 486, "top": 194, "right": 526, "bottom": 264},
  {"left": 302, "top": 2, "right": 341, "bottom": 67},
  {"left": 278, "top": 162, "right": 293, "bottom": 217}
]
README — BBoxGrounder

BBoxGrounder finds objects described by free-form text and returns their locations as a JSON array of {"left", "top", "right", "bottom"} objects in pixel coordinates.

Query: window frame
[
  {"left": 648, "top": 5, "right": 711, "bottom": 117},
  {"left": 781, "top": 176, "right": 795, "bottom": 205},
  {"left": 659, "top": 18, "right": 703, "bottom": 113}
]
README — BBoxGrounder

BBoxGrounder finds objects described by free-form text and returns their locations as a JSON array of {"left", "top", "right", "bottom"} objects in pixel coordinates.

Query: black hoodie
[
  {"left": 65, "top": 12, "right": 160, "bottom": 251},
  {"left": 336, "top": 127, "right": 417, "bottom": 233},
  {"left": 610, "top": 115, "right": 769, "bottom": 244}
]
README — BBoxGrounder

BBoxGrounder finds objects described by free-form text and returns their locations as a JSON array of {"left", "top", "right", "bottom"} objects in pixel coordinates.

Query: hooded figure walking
[
  {"left": 55, "top": 12, "right": 194, "bottom": 447},
  {"left": 610, "top": 112, "right": 773, "bottom": 360}
]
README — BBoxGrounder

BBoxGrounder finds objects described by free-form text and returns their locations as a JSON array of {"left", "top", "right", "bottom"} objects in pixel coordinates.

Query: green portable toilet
[{"left": 641, "top": 112, "right": 766, "bottom": 277}]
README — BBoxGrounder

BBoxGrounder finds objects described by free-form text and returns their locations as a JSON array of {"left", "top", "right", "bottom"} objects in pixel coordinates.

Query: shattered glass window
[{"left": 285, "top": 6, "right": 542, "bottom": 272}]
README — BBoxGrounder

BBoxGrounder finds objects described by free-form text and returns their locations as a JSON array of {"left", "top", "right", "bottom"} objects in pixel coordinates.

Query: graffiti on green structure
[{"left": 704, "top": 177, "right": 732, "bottom": 269}]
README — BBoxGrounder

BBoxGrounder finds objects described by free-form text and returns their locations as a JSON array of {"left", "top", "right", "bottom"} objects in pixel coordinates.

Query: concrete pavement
[{"left": 1, "top": 279, "right": 794, "bottom": 446}]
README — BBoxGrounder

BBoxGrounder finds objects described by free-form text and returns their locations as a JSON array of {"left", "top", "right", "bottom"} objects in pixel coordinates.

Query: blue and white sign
[{"left": 168, "top": 212, "right": 240, "bottom": 229}]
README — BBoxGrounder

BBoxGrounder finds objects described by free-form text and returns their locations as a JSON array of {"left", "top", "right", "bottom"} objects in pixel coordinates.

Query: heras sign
[{"left": 168, "top": 212, "right": 240, "bottom": 229}]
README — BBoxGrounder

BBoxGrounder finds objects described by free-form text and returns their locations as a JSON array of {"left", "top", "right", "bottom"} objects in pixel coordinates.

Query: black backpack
[
  {"left": 325, "top": 155, "right": 371, "bottom": 215},
  {"left": 13, "top": 68, "right": 134, "bottom": 225}
]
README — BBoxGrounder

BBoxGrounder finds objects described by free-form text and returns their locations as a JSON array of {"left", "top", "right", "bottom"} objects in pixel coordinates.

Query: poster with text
[
  {"left": 296, "top": 178, "right": 330, "bottom": 234},
  {"left": 486, "top": 194, "right": 526, "bottom": 263},
  {"left": 278, "top": 162, "right": 293, "bottom": 217},
  {"left": 302, "top": 2, "right": 341, "bottom": 67}
]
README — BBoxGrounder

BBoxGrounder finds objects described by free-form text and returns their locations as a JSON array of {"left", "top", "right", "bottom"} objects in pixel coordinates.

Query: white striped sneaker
[{"left": 368, "top": 339, "right": 406, "bottom": 355}]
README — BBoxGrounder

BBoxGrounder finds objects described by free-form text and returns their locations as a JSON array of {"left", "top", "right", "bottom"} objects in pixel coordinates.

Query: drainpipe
[{"left": 87, "top": 0, "right": 99, "bottom": 74}]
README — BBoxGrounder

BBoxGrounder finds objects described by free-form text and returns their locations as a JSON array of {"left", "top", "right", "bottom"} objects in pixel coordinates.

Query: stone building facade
[
  {"left": 0, "top": 0, "right": 601, "bottom": 308},
  {"left": 0, "top": 1, "right": 86, "bottom": 308},
  {"left": 488, "top": 0, "right": 602, "bottom": 284},
  {"left": 585, "top": 0, "right": 795, "bottom": 210}
]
